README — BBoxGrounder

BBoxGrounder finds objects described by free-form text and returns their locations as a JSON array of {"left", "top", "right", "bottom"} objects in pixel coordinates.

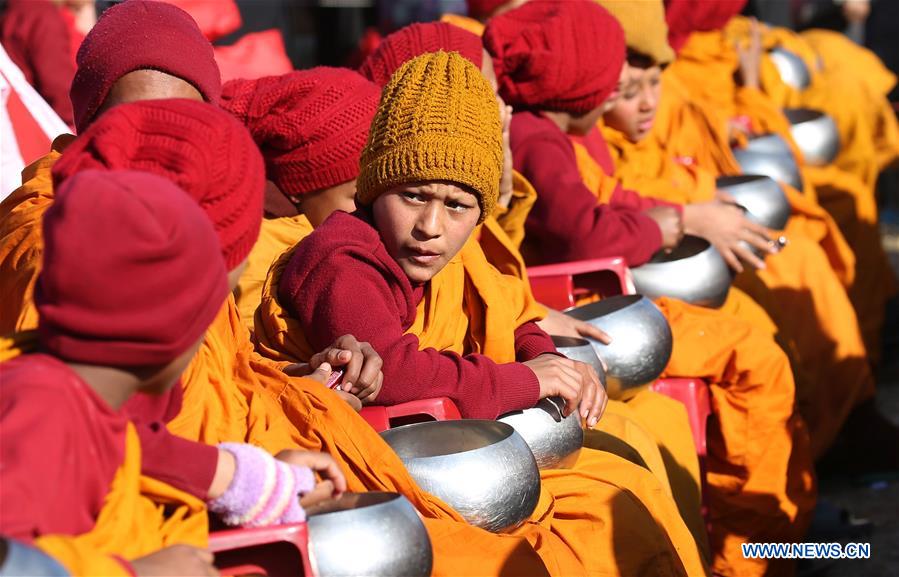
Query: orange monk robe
[
  {"left": 569, "top": 139, "right": 816, "bottom": 577},
  {"left": 666, "top": 28, "right": 897, "bottom": 360},
  {"left": 601, "top": 125, "right": 875, "bottom": 458},
  {"left": 236, "top": 214, "right": 314, "bottom": 333},
  {"left": 440, "top": 12, "right": 485, "bottom": 36},
  {"left": 0, "top": 154, "right": 575, "bottom": 577},
  {"left": 255, "top": 239, "right": 711, "bottom": 577}
]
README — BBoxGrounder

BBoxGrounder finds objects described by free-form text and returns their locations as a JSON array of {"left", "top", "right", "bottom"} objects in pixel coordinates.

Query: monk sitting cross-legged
[
  {"left": 483, "top": 2, "right": 816, "bottom": 576},
  {"left": 253, "top": 49, "right": 711, "bottom": 577},
  {"left": 0, "top": 170, "right": 230, "bottom": 576}
]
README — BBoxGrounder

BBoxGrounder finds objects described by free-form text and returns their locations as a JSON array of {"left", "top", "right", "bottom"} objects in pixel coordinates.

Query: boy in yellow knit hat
[{"left": 256, "top": 50, "right": 711, "bottom": 577}]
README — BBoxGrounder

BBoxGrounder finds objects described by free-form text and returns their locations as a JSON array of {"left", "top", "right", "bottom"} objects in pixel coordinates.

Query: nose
[{"left": 413, "top": 201, "right": 443, "bottom": 240}]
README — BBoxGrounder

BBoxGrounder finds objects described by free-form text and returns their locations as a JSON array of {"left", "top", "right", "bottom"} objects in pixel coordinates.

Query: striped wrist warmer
[{"left": 208, "top": 443, "right": 317, "bottom": 527}]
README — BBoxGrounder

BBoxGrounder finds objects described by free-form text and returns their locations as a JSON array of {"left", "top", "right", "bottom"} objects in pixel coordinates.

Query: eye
[
  {"left": 445, "top": 199, "right": 474, "bottom": 213},
  {"left": 402, "top": 191, "right": 425, "bottom": 204}
]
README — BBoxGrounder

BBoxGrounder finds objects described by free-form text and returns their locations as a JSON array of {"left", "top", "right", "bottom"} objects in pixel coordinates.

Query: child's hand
[
  {"left": 131, "top": 545, "right": 218, "bottom": 576},
  {"left": 275, "top": 450, "right": 347, "bottom": 504},
  {"left": 308, "top": 335, "right": 384, "bottom": 404}
]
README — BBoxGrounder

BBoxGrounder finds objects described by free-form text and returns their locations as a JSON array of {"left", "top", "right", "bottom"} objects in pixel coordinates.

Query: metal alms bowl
[
  {"left": 732, "top": 133, "right": 804, "bottom": 191},
  {"left": 785, "top": 108, "right": 840, "bottom": 167},
  {"left": 716, "top": 175, "right": 791, "bottom": 230},
  {"left": 306, "top": 492, "right": 433, "bottom": 577},
  {"left": 565, "top": 295, "right": 673, "bottom": 398},
  {"left": 381, "top": 420, "right": 540, "bottom": 533},
  {"left": 630, "top": 235, "right": 734, "bottom": 308},
  {"left": 769, "top": 46, "right": 811, "bottom": 90},
  {"left": 498, "top": 395, "right": 584, "bottom": 470}
]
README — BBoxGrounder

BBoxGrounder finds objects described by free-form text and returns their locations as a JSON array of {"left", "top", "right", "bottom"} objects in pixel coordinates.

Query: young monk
[
  {"left": 484, "top": 2, "right": 816, "bottom": 576},
  {"left": 663, "top": 0, "right": 896, "bottom": 362},
  {"left": 0, "top": 169, "right": 228, "bottom": 576},
  {"left": 255, "top": 49, "right": 712, "bottom": 577},
  {"left": 597, "top": 0, "right": 878, "bottom": 465}
]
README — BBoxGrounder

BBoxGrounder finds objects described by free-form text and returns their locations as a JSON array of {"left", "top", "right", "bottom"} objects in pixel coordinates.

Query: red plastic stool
[
  {"left": 527, "top": 257, "right": 635, "bottom": 310},
  {"left": 360, "top": 397, "right": 462, "bottom": 432},
  {"left": 650, "top": 378, "right": 711, "bottom": 457},
  {"left": 210, "top": 523, "right": 314, "bottom": 576}
]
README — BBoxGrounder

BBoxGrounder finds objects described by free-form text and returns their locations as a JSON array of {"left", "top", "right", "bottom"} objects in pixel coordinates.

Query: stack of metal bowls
[
  {"left": 630, "top": 235, "right": 734, "bottom": 308},
  {"left": 716, "top": 175, "right": 791, "bottom": 230},
  {"left": 784, "top": 108, "right": 840, "bottom": 167},
  {"left": 732, "top": 132, "right": 804, "bottom": 191},
  {"left": 768, "top": 47, "right": 812, "bottom": 90},
  {"left": 381, "top": 420, "right": 541, "bottom": 532},
  {"left": 306, "top": 492, "right": 432, "bottom": 576},
  {"left": 565, "top": 295, "right": 673, "bottom": 399}
]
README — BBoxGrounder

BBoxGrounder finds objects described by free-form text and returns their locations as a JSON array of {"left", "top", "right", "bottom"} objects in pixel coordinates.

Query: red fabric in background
[{"left": 215, "top": 30, "right": 294, "bottom": 82}]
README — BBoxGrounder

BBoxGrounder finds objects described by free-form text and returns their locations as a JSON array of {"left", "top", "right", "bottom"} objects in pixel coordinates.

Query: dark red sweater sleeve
[
  {"left": 123, "top": 387, "right": 218, "bottom": 500},
  {"left": 279, "top": 213, "right": 541, "bottom": 420},
  {"left": 511, "top": 112, "right": 663, "bottom": 266},
  {"left": 514, "top": 321, "right": 558, "bottom": 361}
]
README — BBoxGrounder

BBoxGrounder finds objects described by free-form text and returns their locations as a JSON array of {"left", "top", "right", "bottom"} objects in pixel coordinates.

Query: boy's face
[
  {"left": 372, "top": 182, "right": 481, "bottom": 284},
  {"left": 603, "top": 63, "right": 662, "bottom": 143}
]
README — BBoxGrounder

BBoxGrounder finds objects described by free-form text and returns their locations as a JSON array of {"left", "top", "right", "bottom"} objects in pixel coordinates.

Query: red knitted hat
[
  {"left": 70, "top": 0, "right": 222, "bottom": 133},
  {"left": 221, "top": 68, "right": 380, "bottom": 197},
  {"left": 484, "top": 0, "right": 625, "bottom": 115},
  {"left": 358, "top": 22, "right": 484, "bottom": 87},
  {"left": 52, "top": 99, "right": 264, "bottom": 270},
  {"left": 37, "top": 170, "right": 228, "bottom": 367},
  {"left": 466, "top": 0, "right": 509, "bottom": 19},
  {"left": 665, "top": 0, "right": 747, "bottom": 52}
]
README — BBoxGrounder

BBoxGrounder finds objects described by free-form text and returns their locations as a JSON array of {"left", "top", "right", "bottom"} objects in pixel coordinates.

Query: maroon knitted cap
[
  {"left": 484, "top": 0, "right": 625, "bottom": 115},
  {"left": 37, "top": 170, "right": 228, "bottom": 367},
  {"left": 221, "top": 68, "right": 380, "bottom": 197},
  {"left": 52, "top": 99, "right": 263, "bottom": 270},
  {"left": 466, "top": 0, "right": 509, "bottom": 19},
  {"left": 665, "top": 0, "right": 748, "bottom": 52},
  {"left": 70, "top": 0, "right": 222, "bottom": 133},
  {"left": 358, "top": 22, "right": 484, "bottom": 87}
]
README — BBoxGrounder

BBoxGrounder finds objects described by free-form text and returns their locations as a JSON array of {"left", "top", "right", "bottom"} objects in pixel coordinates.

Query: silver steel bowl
[
  {"left": 565, "top": 295, "right": 673, "bottom": 398},
  {"left": 381, "top": 420, "right": 540, "bottom": 533},
  {"left": 551, "top": 335, "right": 607, "bottom": 386},
  {"left": 0, "top": 539, "right": 69, "bottom": 577},
  {"left": 498, "top": 396, "right": 584, "bottom": 470},
  {"left": 769, "top": 47, "right": 811, "bottom": 90},
  {"left": 716, "top": 175, "right": 791, "bottom": 230},
  {"left": 732, "top": 133, "right": 804, "bottom": 191},
  {"left": 306, "top": 492, "right": 432, "bottom": 577},
  {"left": 630, "top": 235, "right": 734, "bottom": 308},
  {"left": 784, "top": 108, "right": 840, "bottom": 167}
]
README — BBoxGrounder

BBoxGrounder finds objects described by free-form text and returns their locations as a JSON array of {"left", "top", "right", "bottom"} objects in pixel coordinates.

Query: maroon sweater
[
  {"left": 278, "top": 211, "right": 552, "bottom": 420},
  {"left": 511, "top": 111, "right": 671, "bottom": 266},
  {"left": 0, "top": 354, "right": 126, "bottom": 541}
]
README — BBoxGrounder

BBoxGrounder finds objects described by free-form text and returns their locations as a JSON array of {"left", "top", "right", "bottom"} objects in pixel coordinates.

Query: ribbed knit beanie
[
  {"left": 665, "top": 0, "right": 748, "bottom": 52},
  {"left": 356, "top": 51, "right": 502, "bottom": 223},
  {"left": 359, "top": 22, "right": 484, "bottom": 87},
  {"left": 52, "top": 99, "right": 263, "bottom": 270},
  {"left": 221, "top": 68, "right": 380, "bottom": 197},
  {"left": 37, "top": 170, "right": 228, "bottom": 367},
  {"left": 70, "top": 0, "right": 222, "bottom": 133},
  {"left": 597, "top": 0, "right": 674, "bottom": 65},
  {"left": 484, "top": 0, "right": 625, "bottom": 115}
]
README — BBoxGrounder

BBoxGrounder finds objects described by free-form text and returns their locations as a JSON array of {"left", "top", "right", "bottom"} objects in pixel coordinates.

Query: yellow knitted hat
[
  {"left": 356, "top": 50, "right": 502, "bottom": 223},
  {"left": 596, "top": 0, "right": 675, "bottom": 66}
]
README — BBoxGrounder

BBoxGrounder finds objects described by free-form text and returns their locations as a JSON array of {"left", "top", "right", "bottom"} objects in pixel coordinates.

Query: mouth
[
  {"left": 405, "top": 247, "right": 443, "bottom": 266},
  {"left": 637, "top": 116, "right": 655, "bottom": 132}
]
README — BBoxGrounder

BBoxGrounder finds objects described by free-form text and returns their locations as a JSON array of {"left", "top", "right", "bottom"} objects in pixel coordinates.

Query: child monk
[
  {"left": 255, "top": 49, "right": 712, "bottom": 576},
  {"left": 597, "top": 0, "right": 877, "bottom": 465},
  {"left": 0, "top": 169, "right": 228, "bottom": 576},
  {"left": 484, "top": 2, "right": 816, "bottom": 576}
]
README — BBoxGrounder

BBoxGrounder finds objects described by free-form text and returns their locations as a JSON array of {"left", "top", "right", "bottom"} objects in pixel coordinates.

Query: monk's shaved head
[{"left": 96, "top": 70, "right": 204, "bottom": 118}]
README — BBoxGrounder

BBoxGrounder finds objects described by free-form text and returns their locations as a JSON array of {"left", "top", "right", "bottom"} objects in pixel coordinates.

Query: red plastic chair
[
  {"left": 527, "top": 257, "right": 711, "bottom": 456},
  {"left": 360, "top": 397, "right": 462, "bottom": 432},
  {"left": 210, "top": 523, "right": 314, "bottom": 576}
]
